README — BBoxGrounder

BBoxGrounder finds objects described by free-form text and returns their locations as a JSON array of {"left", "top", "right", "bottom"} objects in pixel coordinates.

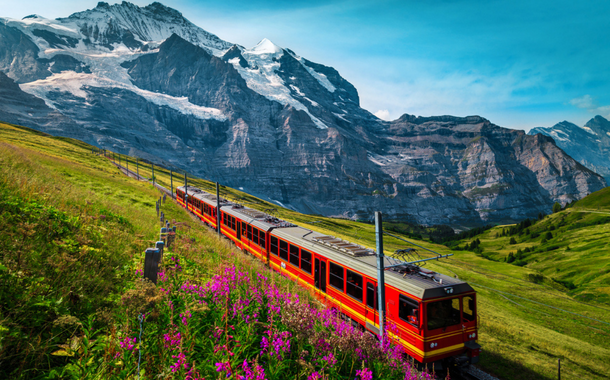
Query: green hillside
[
  {"left": 1, "top": 122, "right": 610, "bottom": 380},
  {"left": 449, "top": 187, "right": 610, "bottom": 305}
]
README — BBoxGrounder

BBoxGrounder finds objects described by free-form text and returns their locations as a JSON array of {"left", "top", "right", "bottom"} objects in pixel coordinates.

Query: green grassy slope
[
  {"left": 0, "top": 123, "right": 420, "bottom": 380},
  {"left": 452, "top": 187, "right": 610, "bottom": 305},
  {"left": 2, "top": 122, "right": 610, "bottom": 379}
]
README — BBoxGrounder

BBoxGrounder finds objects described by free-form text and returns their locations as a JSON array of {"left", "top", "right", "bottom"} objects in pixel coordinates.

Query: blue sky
[{"left": 2, "top": 0, "right": 609, "bottom": 131}]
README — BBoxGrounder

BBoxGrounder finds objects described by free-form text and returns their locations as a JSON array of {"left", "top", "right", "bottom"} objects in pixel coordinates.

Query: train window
[
  {"left": 289, "top": 245, "right": 300, "bottom": 267},
  {"left": 247, "top": 225, "right": 252, "bottom": 241},
  {"left": 300, "top": 249, "right": 312, "bottom": 274},
  {"left": 252, "top": 227, "right": 259, "bottom": 245},
  {"left": 366, "top": 283, "right": 377, "bottom": 309},
  {"left": 242, "top": 222, "right": 247, "bottom": 237},
  {"left": 463, "top": 296, "right": 475, "bottom": 322},
  {"left": 398, "top": 295, "right": 419, "bottom": 326},
  {"left": 329, "top": 262, "right": 344, "bottom": 292},
  {"left": 279, "top": 239, "right": 288, "bottom": 261},
  {"left": 427, "top": 298, "right": 461, "bottom": 330},
  {"left": 259, "top": 230, "right": 266, "bottom": 249},
  {"left": 345, "top": 270, "right": 363, "bottom": 302},
  {"left": 270, "top": 236, "right": 279, "bottom": 256},
  {"left": 232, "top": 216, "right": 236, "bottom": 231}
]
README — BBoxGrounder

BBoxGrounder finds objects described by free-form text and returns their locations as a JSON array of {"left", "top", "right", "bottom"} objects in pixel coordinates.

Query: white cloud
[
  {"left": 569, "top": 94, "right": 597, "bottom": 109},
  {"left": 569, "top": 95, "right": 610, "bottom": 118},
  {"left": 374, "top": 109, "right": 391, "bottom": 120}
]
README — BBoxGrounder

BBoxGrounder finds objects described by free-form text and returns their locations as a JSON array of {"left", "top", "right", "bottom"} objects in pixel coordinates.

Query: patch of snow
[
  {"left": 272, "top": 199, "right": 286, "bottom": 208},
  {"left": 249, "top": 38, "right": 282, "bottom": 55},
  {"left": 239, "top": 187, "right": 244, "bottom": 190},
  {"left": 303, "top": 97, "right": 319, "bottom": 107},
  {"left": 582, "top": 126, "right": 597, "bottom": 135},
  {"left": 289, "top": 85, "right": 305, "bottom": 97},
  {"left": 549, "top": 130, "right": 569, "bottom": 142},
  {"left": 286, "top": 50, "right": 336, "bottom": 93},
  {"left": 20, "top": 72, "right": 227, "bottom": 121},
  {"left": 607, "top": 132, "right": 610, "bottom": 137},
  {"left": 367, "top": 152, "right": 386, "bottom": 166},
  {"left": 333, "top": 112, "right": 350, "bottom": 122},
  {"left": 230, "top": 40, "right": 327, "bottom": 129}
]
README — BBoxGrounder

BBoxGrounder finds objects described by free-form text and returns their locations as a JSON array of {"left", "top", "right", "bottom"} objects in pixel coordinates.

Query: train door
[
  {"left": 365, "top": 281, "right": 379, "bottom": 336},
  {"left": 314, "top": 258, "right": 327, "bottom": 293}
]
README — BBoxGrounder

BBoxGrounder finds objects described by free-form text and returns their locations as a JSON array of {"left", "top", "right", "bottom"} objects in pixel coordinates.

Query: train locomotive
[{"left": 176, "top": 185, "right": 480, "bottom": 370}]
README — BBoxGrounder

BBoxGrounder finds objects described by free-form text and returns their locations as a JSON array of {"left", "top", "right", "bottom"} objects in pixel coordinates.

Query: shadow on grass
[{"left": 479, "top": 350, "right": 555, "bottom": 380}]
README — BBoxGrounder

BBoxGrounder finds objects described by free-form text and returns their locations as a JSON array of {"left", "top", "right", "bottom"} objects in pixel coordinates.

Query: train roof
[
  {"left": 223, "top": 205, "right": 296, "bottom": 232},
  {"left": 176, "top": 185, "right": 472, "bottom": 300},
  {"left": 177, "top": 186, "right": 231, "bottom": 208},
  {"left": 272, "top": 226, "right": 473, "bottom": 300}
]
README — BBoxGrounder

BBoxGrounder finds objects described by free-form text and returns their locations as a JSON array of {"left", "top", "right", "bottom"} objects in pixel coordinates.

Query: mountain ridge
[
  {"left": 0, "top": 2, "right": 606, "bottom": 228},
  {"left": 529, "top": 115, "right": 610, "bottom": 183}
]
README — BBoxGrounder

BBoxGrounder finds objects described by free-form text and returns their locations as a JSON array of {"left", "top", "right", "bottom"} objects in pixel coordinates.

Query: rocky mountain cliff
[
  {"left": 0, "top": 2, "right": 606, "bottom": 228},
  {"left": 529, "top": 116, "right": 610, "bottom": 183}
]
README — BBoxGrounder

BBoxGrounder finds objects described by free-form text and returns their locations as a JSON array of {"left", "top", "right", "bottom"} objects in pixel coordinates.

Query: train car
[
  {"left": 176, "top": 186, "right": 228, "bottom": 230},
  {"left": 176, "top": 186, "right": 480, "bottom": 370}
]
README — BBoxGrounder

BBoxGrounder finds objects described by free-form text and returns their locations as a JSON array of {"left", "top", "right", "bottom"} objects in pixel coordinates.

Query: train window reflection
[
  {"left": 463, "top": 296, "right": 475, "bottom": 322},
  {"left": 427, "top": 298, "right": 461, "bottom": 330}
]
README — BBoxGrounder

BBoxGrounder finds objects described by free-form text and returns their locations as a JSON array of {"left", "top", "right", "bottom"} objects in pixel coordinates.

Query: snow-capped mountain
[
  {"left": 0, "top": 1, "right": 605, "bottom": 228},
  {"left": 529, "top": 116, "right": 610, "bottom": 183}
]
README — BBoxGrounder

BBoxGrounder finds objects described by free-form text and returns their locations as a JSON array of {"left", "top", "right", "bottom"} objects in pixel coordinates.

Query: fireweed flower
[
  {"left": 180, "top": 310, "right": 192, "bottom": 326},
  {"left": 356, "top": 368, "right": 373, "bottom": 380},
  {"left": 170, "top": 352, "right": 189, "bottom": 372},
  {"left": 216, "top": 361, "right": 232, "bottom": 376},
  {"left": 119, "top": 337, "right": 137, "bottom": 351},
  {"left": 307, "top": 371, "right": 323, "bottom": 380}
]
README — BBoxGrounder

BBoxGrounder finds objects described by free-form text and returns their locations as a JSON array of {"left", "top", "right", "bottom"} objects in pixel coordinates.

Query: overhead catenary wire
[{"left": 382, "top": 230, "right": 445, "bottom": 258}]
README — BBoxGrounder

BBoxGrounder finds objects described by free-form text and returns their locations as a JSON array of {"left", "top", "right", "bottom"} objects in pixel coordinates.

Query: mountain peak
[
  {"left": 144, "top": 1, "right": 185, "bottom": 19},
  {"left": 249, "top": 38, "right": 282, "bottom": 55}
]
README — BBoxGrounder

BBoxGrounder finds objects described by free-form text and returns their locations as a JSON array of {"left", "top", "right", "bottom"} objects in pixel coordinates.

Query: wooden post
[
  {"left": 152, "top": 163, "right": 155, "bottom": 185},
  {"left": 119, "top": 153, "right": 121, "bottom": 167},
  {"left": 126, "top": 155, "right": 128, "bottom": 172},
  {"left": 143, "top": 248, "right": 161, "bottom": 284},
  {"left": 136, "top": 158, "right": 139, "bottom": 180},
  {"left": 156, "top": 241, "right": 165, "bottom": 260},
  {"left": 170, "top": 170, "right": 173, "bottom": 198},
  {"left": 375, "top": 211, "right": 386, "bottom": 344},
  {"left": 558, "top": 359, "right": 561, "bottom": 380}
]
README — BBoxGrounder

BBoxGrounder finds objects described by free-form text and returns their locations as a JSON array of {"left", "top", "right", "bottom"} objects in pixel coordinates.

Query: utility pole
[
  {"left": 184, "top": 172, "right": 188, "bottom": 210},
  {"left": 216, "top": 182, "right": 221, "bottom": 236},
  {"left": 136, "top": 158, "right": 139, "bottom": 180},
  {"left": 170, "top": 170, "right": 173, "bottom": 198},
  {"left": 375, "top": 211, "right": 386, "bottom": 344},
  {"left": 151, "top": 163, "right": 155, "bottom": 185}
]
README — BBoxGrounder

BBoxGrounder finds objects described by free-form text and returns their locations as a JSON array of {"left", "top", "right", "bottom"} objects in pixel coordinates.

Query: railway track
[{"left": 452, "top": 366, "right": 498, "bottom": 380}]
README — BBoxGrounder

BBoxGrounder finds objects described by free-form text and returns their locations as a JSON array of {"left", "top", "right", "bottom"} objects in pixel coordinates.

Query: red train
[{"left": 176, "top": 185, "right": 480, "bottom": 370}]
